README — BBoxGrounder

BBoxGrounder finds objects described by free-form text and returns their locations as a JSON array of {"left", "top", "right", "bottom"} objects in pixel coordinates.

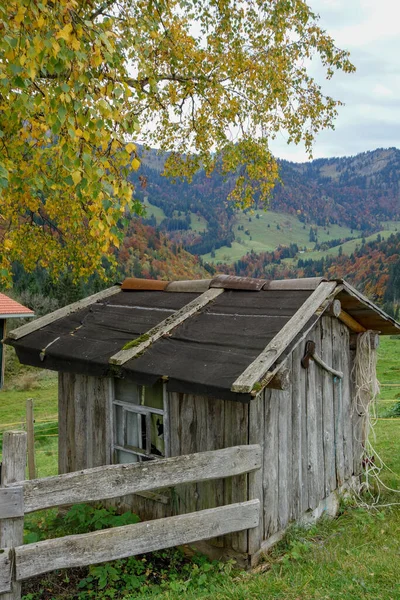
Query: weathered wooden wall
[
  {"left": 167, "top": 392, "right": 249, "bottom": 554},
  {"left": 261, "top": 316, "right": 363, "bottom": 542},
  {"left": 58, "top": 373, "right": 112, "bottom": 473}
]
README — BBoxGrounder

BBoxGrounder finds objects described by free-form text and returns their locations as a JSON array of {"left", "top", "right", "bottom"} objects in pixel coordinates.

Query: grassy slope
[
  {"left": 142, "top": 198, "right": 166, "bottom": 224},
  {"left": 202, "top": 212, "right": 400, "bottom": 265},
  {"left": 139, "top": 199, "right": 399, "bottom": 268}
]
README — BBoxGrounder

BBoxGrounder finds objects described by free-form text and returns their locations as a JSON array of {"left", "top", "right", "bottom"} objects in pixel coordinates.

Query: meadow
[
  {"left": 0, "top": 337, "right": 399, "bottom": 599},
  {"left": 140, "top": 198, "right": 399, "bottom": 267}
]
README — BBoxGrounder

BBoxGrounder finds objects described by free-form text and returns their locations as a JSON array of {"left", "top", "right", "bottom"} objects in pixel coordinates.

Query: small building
[
  {"left": 0, "top": 293, "right": 34, "bottom": 388},
  {"left": 5, "top": 276, "right": 400, "bottom": 565}
]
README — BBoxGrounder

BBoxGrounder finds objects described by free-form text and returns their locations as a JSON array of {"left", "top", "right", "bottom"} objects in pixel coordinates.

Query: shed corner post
[
  {"left": 0, "top": 430, "right": 27, "bottom": 600},
  {"left": 248, "top": 393, "right": 264, "bottom": 562}
]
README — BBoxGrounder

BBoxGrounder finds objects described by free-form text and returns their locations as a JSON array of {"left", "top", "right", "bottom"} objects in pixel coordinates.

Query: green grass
[
  {"left": 202, "top": 213, "right": 400, "bottom": 266},
  {"left": 190, "top": 212, "right": 208, "bottom": 233},
  {"left": 304, "top": 227, "right": 400, "bottom": 262},
  {"left": 0, "top": 361, "right": 58, "bottom": 478},
  {"left": 143, "top": 198, "right": 167, "bottom": 224},
  {"left": 202, "top": 210, "right": 358, "bottom": 263}
]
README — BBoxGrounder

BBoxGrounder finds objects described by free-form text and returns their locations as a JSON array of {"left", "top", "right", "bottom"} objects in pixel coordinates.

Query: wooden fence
[{"left": 0, "top": 430, "right": 261, "bottom": 599}]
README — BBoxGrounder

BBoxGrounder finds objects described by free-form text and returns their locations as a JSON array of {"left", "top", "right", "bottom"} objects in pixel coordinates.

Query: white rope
[{"left": 351, "top": 331, "right": 400, "bottom": 506}]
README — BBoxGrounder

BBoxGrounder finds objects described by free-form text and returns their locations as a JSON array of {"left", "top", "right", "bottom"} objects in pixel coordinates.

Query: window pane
[
  {"left": 126, "top": 411, "right": 142, "bottom": 449},
  {"left": 143, "top": 382, "right": 163, "bottom": 410},
  {"left": 116, "top": 449, "right": 139, "bottom": 464},
  {"left": 151, "top": 414, "right": 165, "bottom": 457},
  {"left": 114, "top": 405, "right": 124, "bottom": 446},
  {"left": 114, "top": 379, "right": 141, "bottom": 404}
]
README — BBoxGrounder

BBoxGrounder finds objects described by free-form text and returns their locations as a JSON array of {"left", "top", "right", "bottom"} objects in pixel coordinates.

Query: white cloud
[
  {"left": 273, "top": 0, "right": 400, "bottom": 160},
  {"left": 373, "top": 84, "right": 393, "bottom": 98}
]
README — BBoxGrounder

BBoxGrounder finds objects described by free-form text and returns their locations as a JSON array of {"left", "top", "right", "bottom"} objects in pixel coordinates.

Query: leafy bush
[{"left": 22, "top": 504, "right": 233, "bottom": 600}]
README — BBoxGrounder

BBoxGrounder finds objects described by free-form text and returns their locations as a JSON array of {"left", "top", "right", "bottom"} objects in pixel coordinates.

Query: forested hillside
[
  {"left": 217, "top": 233, "right": 400, "bottom": 316},
  {"left": 130, "top": 147, "right": 400, "bottom": 257}
]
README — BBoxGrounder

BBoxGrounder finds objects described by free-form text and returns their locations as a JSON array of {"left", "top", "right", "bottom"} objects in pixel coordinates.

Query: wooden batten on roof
[
  {"left": 121, "top": 278, "right": 170, "bottom": 291},
  {"left": 7, "top": 286, "right": 120, "bottom": 341},
  {"left": 110, "top": 287, "right": 224, "bottom": 366},
  {"left": 231, "top": 281, "right": 337, "bottom": 394},
  {"left": 5, "top": 275, "right": 400, "bottom": 403}
]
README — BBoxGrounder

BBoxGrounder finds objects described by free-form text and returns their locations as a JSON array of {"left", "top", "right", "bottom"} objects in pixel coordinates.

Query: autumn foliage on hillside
[
  {"left": 217, "top": 233, "right": 400, "bottom": 313},
  {"left": 116, "top": 221, "right": 209, "bottom": 281}
]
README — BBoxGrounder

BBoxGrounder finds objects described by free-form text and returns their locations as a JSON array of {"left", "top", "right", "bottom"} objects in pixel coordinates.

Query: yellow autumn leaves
[{"left": 0, "top": 0, "right": 354, "bottom": 285}]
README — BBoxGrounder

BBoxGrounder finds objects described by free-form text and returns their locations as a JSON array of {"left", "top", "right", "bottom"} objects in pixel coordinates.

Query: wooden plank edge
[
  {"left": 8, "top": 444, "right": 261, "bottom": 513},
  {"left": 109, "top": 287, "right": 224, "bottom": 366},
  {"left": 0, "top": 487, "right": 24, "bottom": 519},
  {"left": 7, "top": 286, "right": 121, "bottom": 341},
  {"left": 231, "top": 282, "right": 337, "bottom": 393},
  {"left": 249, "top": 287, "right": 345, "bottom": 397},
  {"left": 0, "top": 548, "right": 13, "bottom": 594},
  {"left": 15, "top": 500, "right": 260, "bottom": 581},
  {"left": 340, "top": 281, "right": 400, "bottom": 333}
]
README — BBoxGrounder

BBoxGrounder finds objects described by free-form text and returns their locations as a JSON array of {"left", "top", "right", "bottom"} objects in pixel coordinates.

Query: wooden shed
[{"left": 6, "top": 275, "right": 400, "bottom": 565}]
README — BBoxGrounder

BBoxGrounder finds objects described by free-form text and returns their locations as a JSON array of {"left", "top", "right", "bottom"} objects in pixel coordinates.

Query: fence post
[
  {"left": 26, "top": 400, "right": 36, "bottom": 480},
  {"left": 0, "top": 431, "right": 27, "bottom": 600}
]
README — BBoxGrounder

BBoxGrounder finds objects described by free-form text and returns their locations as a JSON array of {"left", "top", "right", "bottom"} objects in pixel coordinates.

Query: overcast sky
[{"left": 270, "top": 0, "right": 400, "bottom": 162}]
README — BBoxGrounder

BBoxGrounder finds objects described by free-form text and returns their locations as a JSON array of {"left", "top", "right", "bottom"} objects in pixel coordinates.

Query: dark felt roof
[{"left": 6, "top": 276, "right": 400, "bottom": 402}]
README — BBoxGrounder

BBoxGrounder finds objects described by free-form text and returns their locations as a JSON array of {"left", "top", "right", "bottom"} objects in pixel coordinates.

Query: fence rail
[
  {"left": 5, "top": 444, "right": 261, "bottom": 514},
  {"left": 0, "top": 431, "right": 261, "bottom": 599}
]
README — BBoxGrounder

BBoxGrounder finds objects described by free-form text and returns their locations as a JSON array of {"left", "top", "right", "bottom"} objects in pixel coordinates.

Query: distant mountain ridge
[
  {"left": 131, "top": 147, "right": 400, "bottom": 257},
  {"left": 273, "top": 147, "right": 400, "bottom": 230}
]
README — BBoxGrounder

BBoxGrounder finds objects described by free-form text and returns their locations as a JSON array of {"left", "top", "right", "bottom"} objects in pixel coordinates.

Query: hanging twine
[
  {"left": 352, "top": 331, "right": 380, "bottom": 435},
  {"left": 352, "top": 331, "right": 400, "bottom": 507}
]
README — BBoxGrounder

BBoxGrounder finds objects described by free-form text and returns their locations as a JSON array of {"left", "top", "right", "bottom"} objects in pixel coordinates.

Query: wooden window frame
[{"left": 112, "top": 381, "right": 167, "bottom": 463}]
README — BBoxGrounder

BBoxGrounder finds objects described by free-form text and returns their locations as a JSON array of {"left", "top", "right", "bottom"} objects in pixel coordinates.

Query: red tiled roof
[{"left": 0, "top": 293, "right": 34, "bottom": 317}]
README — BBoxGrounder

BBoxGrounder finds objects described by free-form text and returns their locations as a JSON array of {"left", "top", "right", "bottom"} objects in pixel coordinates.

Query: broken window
[{"left": 113, "top": 379, "right": 165, "bottom": 464}]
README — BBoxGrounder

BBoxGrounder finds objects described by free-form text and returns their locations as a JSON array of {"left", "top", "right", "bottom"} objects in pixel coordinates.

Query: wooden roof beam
[
  {"left": 231, "top": 281, "right": 337, "bottom": 394},
  {"left": 109, "top": 287, "right": 224, "bottom": 366},
  {"left": 7, "top": 286, "right": 121, "bottom": 341}
]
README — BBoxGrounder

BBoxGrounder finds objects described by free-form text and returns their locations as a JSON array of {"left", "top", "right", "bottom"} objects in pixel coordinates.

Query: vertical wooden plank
[
  {"left": 178, "top": 394, "right": 197, "bottom": 515},
  {"left": 85, "top": 377, "right": 94, "bottom": 468},
  {"left": 162, "top": 383, "right": 170, "bottom": 458},
  {"left": 291, "top": 345, "right": 303, "bottom": 521},
  {"left": 341, "top": 325, "right": 353, "bottom": 480},
  {"left": 299, "top": 344, "right": 309, "bottom": 514},
  {"left": 26, "top": 399, "right": 36, "bottom": 479},
  {"left": 194, "top": 396, "right": 208, "bottom": 513},
  {"left": 58, "top": 372, "right": 76, "bottom": 474},
  {"left": 313, "top": 323, "right": 325, "bottom": 503},
  {"left": 205, "top": 396, "right": 225, "bottom": 548},
  {"left": 0, "top": 430, "right": 27, "bottom": 600},
  {"left": 105, "top": 378, "right": 114, "bottom": 466},
  {"left": 74, "top": 375, "right": 89, "bottom": 471},
  {"left": 58, "top": 373, "right": 67, "bottom": 474},
  {"left": 89, "top": 377, "right": 111, "bottom": 467},
  {"left": 223, "top": 400, "right": 248, "bottom": 553},
  {"left": 321, "top": 317, "right": 337, "bottom": 496},
  {"left": 263, "top": 388, "right": 279, "bottom": 538},
  {"left": 332, "top": 319, "right": 345, "bottom": 486},
  {"left": 306, "top": 330, "right": 319, "bottom": 510},
  {"left": 167, "top": 392, "right": 181, "bottom": 459},
  {"left": 278, "top": 358, "right": 291, "bottom": 530},
  {"left": 248, "top": 393, "right": 264, "bottom": 555}
]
